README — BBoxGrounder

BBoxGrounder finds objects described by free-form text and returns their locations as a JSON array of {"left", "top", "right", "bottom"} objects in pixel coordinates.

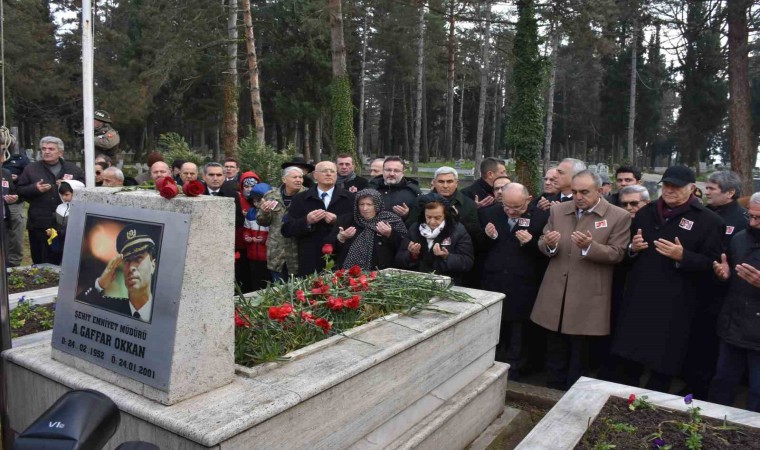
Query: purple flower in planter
[
  {"left": 652, "top": 437, "right": 666, "bottom": 448},
  {"left": 17, "top": 296, "right": 26, "bottom": 305},
  {"left": 684, "top": 393, "right": 694, "bottom": 405}
]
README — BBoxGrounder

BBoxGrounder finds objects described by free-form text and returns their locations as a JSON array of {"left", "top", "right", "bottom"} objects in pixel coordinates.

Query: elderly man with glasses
[{"left": 282, "top": 161, "right": 355, "bottom": 276}]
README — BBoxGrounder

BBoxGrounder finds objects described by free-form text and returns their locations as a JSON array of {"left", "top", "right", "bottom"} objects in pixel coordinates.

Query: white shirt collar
[
  {"left": 318, "top": 187, "right": 335, "bottom": 198},
  {"left": 129, "top": 294, "right": 153, "bottom": 323}
]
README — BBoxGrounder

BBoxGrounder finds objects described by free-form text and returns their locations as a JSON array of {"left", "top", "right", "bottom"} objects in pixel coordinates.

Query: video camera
[{"left": 12, "top": 389, "right": 159, "bottom": 450}]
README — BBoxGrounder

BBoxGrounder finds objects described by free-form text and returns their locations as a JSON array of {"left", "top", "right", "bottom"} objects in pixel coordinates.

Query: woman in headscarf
[
  {"left": 331, "top": 188, "right": 408, "bottom": 271},
  {"left": 396, "top": 193, "right": 474, "bottom": 284}
]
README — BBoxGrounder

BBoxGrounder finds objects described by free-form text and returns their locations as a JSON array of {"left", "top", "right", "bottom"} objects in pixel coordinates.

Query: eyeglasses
[
  {"left": 749, "top": 214, "right": 760, "bottom": 222},
  {"left": 318, "top": 169, "right": 337, "bottom": 174},
  {"left": 95, "top": 171, "right": 102, "bottom": 175},
  {"left": 620, "top": 201, "right": 642, "bottom": 208}
]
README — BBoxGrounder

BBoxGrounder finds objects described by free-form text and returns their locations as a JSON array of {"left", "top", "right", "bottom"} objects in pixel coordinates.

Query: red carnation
[
  {"left": 346, "top": 295, "right": 361, "bottom": 309},
  {"left": 628, "top": 394, "right": 636, "bottom": 405},
  {"left": 295, "top": 290, "right": 306, "bottom": 302},
  {"left": 311, "top": 288, "right": 322, "bottom": 296},
  {"left": 301, "top": 311, "right": 314, "bottom": 323},
  {"left": 348, "top": 265, "right": 362, "bottom": 277},
  {"left": 320, "top": 284, "right": 330, "bottom": 294},
  {"left": 156, "top": 176, "right": 179, "bottom": 199},
  {"left": 315, "top": 317, "right": 331, "bottom": 334},
  {"left": 335, "top": 269, "right": 346, "bottom": 278},
  {"left": 234, "top": 251, "right": 241, "bottom": 261},
  {"left": 327, "top": 296, "right": 344, "bottom": 311},
  {"left": 234, "top": 310, "right": 250, "bottom": 328},
  {"left": 331, "top": 277, "right": 339, "bottom": 284},
  {"left": 268, "top": 303, "right": 294, "bottom": 322},
  {"left": 322, "top": 243, "right": 334, "bottom": 255},
  {"left": 370, "top": 271, "right": 378, "bottom": 279},
  {"left": 182, "top": 180, "right": 206, "bottom": 197}
]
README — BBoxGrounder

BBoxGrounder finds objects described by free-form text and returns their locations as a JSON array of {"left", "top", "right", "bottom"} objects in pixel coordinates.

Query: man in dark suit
[
  {"left": 481, "top": 182, "right": 549, "bottom": 379},
  {"left": 282, "top": 161, "right": 354, "bottom": 276},
  {"left": 79, "top": 224, "right": 159, "bottom": 322},
  {"left": 336, "top": 154, "right": 368, "bottom": 193},
  {"left": 535, "top": 158, "right": 586, "bottom": 211}
]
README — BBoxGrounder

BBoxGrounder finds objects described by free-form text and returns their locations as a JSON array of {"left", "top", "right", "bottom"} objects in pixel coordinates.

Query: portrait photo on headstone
[{"left": 75, "top": 215, "right": 164, "bottom": 324}]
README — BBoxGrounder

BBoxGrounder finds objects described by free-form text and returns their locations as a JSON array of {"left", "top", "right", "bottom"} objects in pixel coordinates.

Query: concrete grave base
[
  {"left": 4, "top": 286, "right": 506, "bottom": 449},
  {"left": 517, "top": 376, "right": 760, "bottom": 449}
]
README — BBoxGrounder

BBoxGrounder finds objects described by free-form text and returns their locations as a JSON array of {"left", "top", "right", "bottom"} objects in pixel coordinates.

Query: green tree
[{"left": 507, "top": 0, "right": 544, "bottom": 194}]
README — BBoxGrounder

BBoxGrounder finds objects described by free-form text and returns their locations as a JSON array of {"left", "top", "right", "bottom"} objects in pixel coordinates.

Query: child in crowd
[
  {"left": 46, "top": 180, "right": 84, "bottom": 262},
  {"left": 243, "top": 182, "right": 272, "bottom": 292}
]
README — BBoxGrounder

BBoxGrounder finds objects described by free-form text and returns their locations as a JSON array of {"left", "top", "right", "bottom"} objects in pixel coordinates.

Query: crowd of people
[{"left": 4, "top": 136, "right": 760, "bottom": 412}]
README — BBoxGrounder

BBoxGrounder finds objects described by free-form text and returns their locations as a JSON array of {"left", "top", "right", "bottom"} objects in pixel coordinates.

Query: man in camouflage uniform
[
  {"left": 256, "top": 166, "right": 307, "bottom": 281},
  {"left": 94, "top": 110, "right": 120, "bottom": 156}
]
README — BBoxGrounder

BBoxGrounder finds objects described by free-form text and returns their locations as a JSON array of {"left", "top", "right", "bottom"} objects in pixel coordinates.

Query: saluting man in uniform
[
  {"left": 93, "top": 110, "right": 120, "bottom": 156},
  {"left": 80, "top": 224, "right": 158, "bottom": 323}
]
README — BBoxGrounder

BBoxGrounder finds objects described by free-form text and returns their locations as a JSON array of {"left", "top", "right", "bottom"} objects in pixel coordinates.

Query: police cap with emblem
[
  {"left": 94, "top": 110, "right": 113, "bottom": 124},
  {"left": 116, "top": 224, "right": 157, "bottom": 259}
]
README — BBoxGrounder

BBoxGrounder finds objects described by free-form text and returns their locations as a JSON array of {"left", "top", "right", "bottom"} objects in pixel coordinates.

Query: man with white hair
[
  {"left": 257, "top": 166, "right": 307, "bottom": 281},
  {"left": 617, "top": 185, "right": 650, "bottom": 218},
  {"left": 537, "top": 158, "right": 586, "bottom": 210},
  {"left": 17, "top": 136, "right": 84, "bottom": 264},
  {"left": 101, "top": 167, "right": 125, "bottom": 187},
  {"left": 481, "top": 182, "right": 549, "bottom": 378},
  {"left": 612, "top": 165, "right": 724, "bottom": 393},
  {"left": 709, "top": 192, "right": 760, "bottom": 411}
]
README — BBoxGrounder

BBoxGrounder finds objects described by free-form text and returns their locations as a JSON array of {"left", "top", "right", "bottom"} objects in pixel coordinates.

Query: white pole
[{"left": 82, "top": 0, "right": 95, "bottom": 187}]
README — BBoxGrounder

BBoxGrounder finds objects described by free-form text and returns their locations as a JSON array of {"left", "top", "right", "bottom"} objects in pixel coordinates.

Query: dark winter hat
[
  {"left": 660, "top": 165, "right": 695, "bottom": 187},
  {"left": 116, "top": 223, "right": 157, "bottom": 259},
  {"left": 94, "top": 110, "right": 113, "bottom": 124},
  {"left": 281, "top": 156, "right": 315, "bottom": 173}
]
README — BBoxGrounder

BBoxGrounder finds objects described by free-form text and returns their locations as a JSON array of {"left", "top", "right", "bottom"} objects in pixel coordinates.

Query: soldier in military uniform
[
  {"left": 79, "top": 224, "right": 158, "bottom": 323},
  {"left": 93, "top": 110, "right": 120, "bottom": 156}
]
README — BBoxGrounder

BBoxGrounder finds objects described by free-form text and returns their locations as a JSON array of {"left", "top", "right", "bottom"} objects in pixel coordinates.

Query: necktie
[
  {"left": 133, "top": 311, "right": 141, "bottom": 319},
  {"left": 508, "top": 218, "right": 517, "bottom": 231},
  {"left": 577, "top": 209, "right": 584, "bottom": 220},
  {"left": 561, "top": 196, "right": 572, "bottom": 203},
  {"left": 211, "top": 191, "right": 218, "bottom": 196},
  {"left": 321, "top": 192, "right": 329, "bottom": 208}
]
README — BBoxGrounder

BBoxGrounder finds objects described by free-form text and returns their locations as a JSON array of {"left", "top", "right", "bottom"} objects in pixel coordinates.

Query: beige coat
[{"left": 531, "top": 197, "right": 631, "bottom": 336}]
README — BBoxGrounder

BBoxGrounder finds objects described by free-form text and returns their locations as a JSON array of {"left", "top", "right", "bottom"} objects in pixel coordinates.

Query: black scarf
[
  {"left": 337, "top": 172, "right": 356, "bottom": 189},
  {"left": 343, "top": 189, "right": 408, "bottom": 271}
]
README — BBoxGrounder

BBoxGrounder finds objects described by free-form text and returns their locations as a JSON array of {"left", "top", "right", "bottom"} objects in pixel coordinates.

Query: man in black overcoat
[
  {"left": 611, "top": 166, "right": 724, "bottom": 392},
  {"left": 480, "top": 182, "right": 549, "bottom": 379},
  {"left": 282, "top": 161, "right": 354, "bottom": 276}
]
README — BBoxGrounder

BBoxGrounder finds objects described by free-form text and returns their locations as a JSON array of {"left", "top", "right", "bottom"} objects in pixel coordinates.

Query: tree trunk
[
  {"left": 314, "top": 117, "right": 323, "bottom": 162},
  {"left": 474, "top": 0, "right": 492, "bottom": 178},
  {"left": 727, "top": 0, "right": 754, "bottom": 196},
  {"left": 242, "top": 0, "right": 265, "bottom": 144},
  {"left": 357, "top": 11, "right": 369, "bottom": 165},
  {"left": 488, "top": 71, "right": 500, "bottom": 157},
  {"left": 328, "top": 0, "right": 355, "bottom": 159},
  {"left": 444, "top": 0, "right": 456, "bottom": 160},
  {"left": 222, "top": 0, "right": 239, "bottom": 158},
  {"left": 422, "top": 81, "right": 429, "bottom": 163},
  {"left": 543, "top": 26, "right": 559, "bottom": 172},
  {"left": 304, "top": 121, "right": 311, "bottom": 163},
  {"left": 458, "top": 73, "right": 465, "bottom": 160},
  {"left": 387, "top": 79, "right": 396, "bottom": 154},
  {"left": 328, "top": 0, "right": 347, "bottom": 76},
  {"left": 412, "top": 2, "right": 425, "bottom": 174},
  {"left": 403, "top": 85, "right": 411, "bottom": 161},
  {"left": 625, "top": 17, "right": 638, "bottom": 162}
]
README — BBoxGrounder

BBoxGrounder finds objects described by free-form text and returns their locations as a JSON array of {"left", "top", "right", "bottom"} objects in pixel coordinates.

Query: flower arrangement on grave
[
  {"left": 578, "top": 393, "right": 756, "bottom": 450},
  {"left": 233, "top": 245, "right": 472, "bottom": 366}
]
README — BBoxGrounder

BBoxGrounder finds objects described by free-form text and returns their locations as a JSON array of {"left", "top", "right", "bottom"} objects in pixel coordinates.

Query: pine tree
[{"left": 507, "top": 0, "right": 544, "bottom": 195}]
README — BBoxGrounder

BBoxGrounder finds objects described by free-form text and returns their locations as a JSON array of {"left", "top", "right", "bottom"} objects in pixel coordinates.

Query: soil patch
[
  {"left": 576, "top": 396, "right": 760, "bottom": 449},
  {"left": 8, "top": 267, "right": 59, "bottom": 294},
  {"left": 11, "top": 303, "right": 55, "bottom": 338}
]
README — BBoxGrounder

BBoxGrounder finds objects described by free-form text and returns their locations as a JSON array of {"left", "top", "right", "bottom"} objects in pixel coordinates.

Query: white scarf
[{"left": 419, "top": 221, "right": 446, "bottom": 250}]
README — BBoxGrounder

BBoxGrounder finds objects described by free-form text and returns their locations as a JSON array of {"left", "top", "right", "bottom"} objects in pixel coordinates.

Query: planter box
[
  {"left": 4, "top": 285, "right": 506, "bottom": 449},
  {"left": 517, "top": 377, "right": 760, "bottom": 449},
  {"left": 8, "top": 264, "right": 60, "bottom": 311}
]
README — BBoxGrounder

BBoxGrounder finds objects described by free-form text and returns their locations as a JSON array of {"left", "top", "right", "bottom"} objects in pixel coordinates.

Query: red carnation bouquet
[{"left": 155, "top": 176, "right": 179, "bottom": 199}]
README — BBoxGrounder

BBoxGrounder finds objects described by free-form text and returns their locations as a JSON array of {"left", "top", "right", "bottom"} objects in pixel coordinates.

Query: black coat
[
  {"left": 281, "top": 186, "right": 355, "bottom": 276},
  {"left": 368, "top": 176, "right": 422, "bottom": 214},
  {"left": 337, "top": 175, "right": 369, "bottom": 193},
  {"left": 1, "top": 168, "right": 16, "bottom": 221},
  {"left": 611, "top": 200, "right": 725, "bottom": 375},
  {"left": 330, "top": 214, "right": 403, "bottom": 271},
  {"left": 396, "top": 221, "right": 474, "bottom": 284},
  {"left": 708, "top": 200, "right": 748, "bottom": 250},
  {"left": 461, "top": 178, "right": 493, "bottom": 203},
  {"left": 479, "top": 205, "right": 549, "bottom": 321},
  {"left": 716, "top": 229, "right": 760, "bottom": 351},
  {"left": 16, "top": 159, "right": 85, "bottom": 229}
]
